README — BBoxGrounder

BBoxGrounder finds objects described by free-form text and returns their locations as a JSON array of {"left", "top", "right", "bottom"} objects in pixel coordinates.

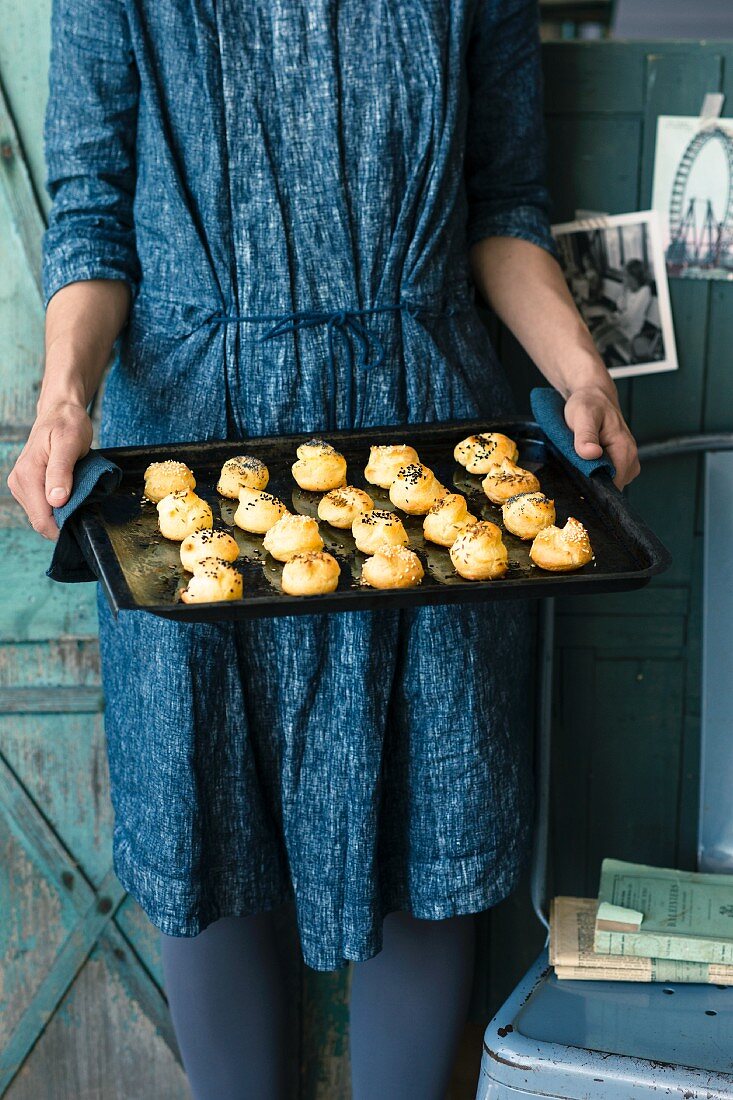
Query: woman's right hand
[{"left": 7, "top": 400, "right": 93, "bottom": 539}]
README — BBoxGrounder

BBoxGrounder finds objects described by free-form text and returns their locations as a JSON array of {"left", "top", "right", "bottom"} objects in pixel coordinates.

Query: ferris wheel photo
[{"left": 652, "top": 114, "right": 733, "bottom": 280}]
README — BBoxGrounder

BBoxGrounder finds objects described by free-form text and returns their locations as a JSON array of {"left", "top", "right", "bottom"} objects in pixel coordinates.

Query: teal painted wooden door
[{"left": 0, "top": 6, "right": 195, "bottom": 1096}]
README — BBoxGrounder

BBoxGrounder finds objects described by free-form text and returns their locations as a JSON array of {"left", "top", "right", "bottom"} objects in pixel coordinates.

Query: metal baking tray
[{"left": 71, "top": 418, "right": 671, "bottom": 622}]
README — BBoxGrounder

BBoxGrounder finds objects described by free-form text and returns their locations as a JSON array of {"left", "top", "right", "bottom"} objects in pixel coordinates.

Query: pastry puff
[
  {"left": 144, "top": 460, "right": 196, "bottom": 503},
  {"left": 292, "top": 438, "right": 347, "bottom": 491},
  {"left": 352, "top": 509, "right": 409, "bottom": 554},
  {"left": 180, "top": 528, "right": 240, "bottom": 572},
  {"left": 389, "top": 463, "right": 447, "bottom": 515},
  {"left": 364, "top": 444, "right": 420, "bottom": 489},
  {"left": 529, "top": 517, "right": 594, "bottom": 572},
  {"left": 234, "top": 488, "right": 289, "bottom": 534},
  {"left": 281, "top": 551, "right": 341, "bottom": 595},
  {"left": 453, "top": 433, "right": 518, "bottom": 474},
  {"left": 181, "top": 557, "right": 243, "bottom": 603},
  {"left": 217, "top": 455, "right": 269, "bottom": 498},
  {"left": 449, "top": 520, "right": 508, "bottom": 580},
  {"left": 317, "top": 486, "right": 374, "bottom": 528},
  {"left": 501, "top": 492, "right": 556, "bottom": 540},
  {"left": 157, "top": 489, "right": 213, "bottom": 541},
  {"left": 262, "top": 513, "right": 324, "bottom": 562},
  {"left": 361, "top": 545, "right": 424, "bottom": 589},
  {"left": 423, "top": 492, "right": 478, "bottom": 547},
  {"left": 481, "top": 459, "right": 540, "bottom": 504}
]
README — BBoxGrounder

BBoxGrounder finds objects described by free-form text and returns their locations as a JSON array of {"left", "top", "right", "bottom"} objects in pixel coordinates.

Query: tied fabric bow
[{"left": 260, "top": 304, "right": 417, "bottom": 430}]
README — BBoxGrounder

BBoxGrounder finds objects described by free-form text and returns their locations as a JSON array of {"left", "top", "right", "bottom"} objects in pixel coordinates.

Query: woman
[{"left": 9, "top": 1, "right": 639, "bottom": 1097}]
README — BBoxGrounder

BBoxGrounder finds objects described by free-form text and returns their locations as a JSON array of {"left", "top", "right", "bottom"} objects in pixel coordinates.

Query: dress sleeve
[
  {"left": 464, "top": 0, "right": 559, "bottom": 259},
  {"left": 41, "top": 0, "right": 140, "bottom": 310}
]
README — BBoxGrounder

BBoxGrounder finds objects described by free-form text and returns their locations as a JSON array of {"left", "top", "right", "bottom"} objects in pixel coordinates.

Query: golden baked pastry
[
  {"left": 217, "top": 455, "right": 269, "bottom": 498},
  {"left": 361, "top": 545, "right": 424, "bottom": 589},
  {"left": 292, "top": 438, "right": 347, "bottom": 491},
  {"left": 157, "top": 489, "right": 213, "bottom": 541},
  {"left": 449, "top": 520, "right": 508, "bottom": 580},
  {"left": 281, "top": 551, "right": 341, "bottom": 595},
  {"left": 364, "top": 444, "right": 420, "bottom": 489},
  {"left": 481, "top": 459, "right": 541, "bottom": 504},
  {"left": 180, "top": 557, "right": 243, "bottom": 603},
  {"left": 144, "top": 460, "right": 196, "bottom": 503},
  {"left": 233, "top": 488, "right": 289, "bottom": 534},
  {"left": 501, "top": 492, "right": 556, "bottom": 540},
  {"left": 423, "top": 492, "right": 478, "bottom": 547},
  {"left": 262, "top": 513, "right": 324, "bottom": 561},
  {"left": 317, "top": 486, "right": 374, "bottom": 528},
  {"left": 388, "top": 463, "right": 447, "bottom": 514},
  {"left": 453, "top": 433, "right": 518, "bottom": 474},
  {"left": 180, "top": 528, "right": 240, "bottom": 572},
  {"left": 529, "top": 517, "right": 593, "bottom": 572},
  {"left": 352, "top": 508, "right": 409, "bottom": 554}
]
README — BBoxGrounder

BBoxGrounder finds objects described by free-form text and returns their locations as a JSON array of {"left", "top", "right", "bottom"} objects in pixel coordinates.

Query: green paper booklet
[{"left": 593, "top": 859, "right": 733, "bottom": 964}]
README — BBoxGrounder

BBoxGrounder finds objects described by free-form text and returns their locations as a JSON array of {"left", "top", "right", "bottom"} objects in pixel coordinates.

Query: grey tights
[{"left": 159, "top": 907, "right": 476, "bottom": 1100}]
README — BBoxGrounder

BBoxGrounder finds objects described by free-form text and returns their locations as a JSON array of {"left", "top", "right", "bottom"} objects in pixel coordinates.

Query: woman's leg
[
  {"left": 159, "top": 911, "right": 290, "bottom": 1100},
  {"left": 349, "top": 910, "right": 476, "bottom": 1100}
]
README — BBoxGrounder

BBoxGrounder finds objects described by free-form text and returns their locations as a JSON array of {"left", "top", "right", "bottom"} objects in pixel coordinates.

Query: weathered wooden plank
[
  {"left": 551, "top": 647, "right": 596, "bottom": 896},
  {"left": 638, "top": 50, "right": 724, "bottom": 205},
  {"left": 543, "top": 42, "right": 647, "bottom": 114},
  {"left": 0, "top": 0, "right": 52, "bottom": 216},
  {"left": 0, "top": 75, "right": 44, "bottom": 299},
  {"left": 545, "top": 116, "right": 643, "bottom": 221},
  {"left": 555, "top": 611, "right": 685, "bottom": 651},
  {"left": 0, "top": 815, "right": 71, "bottom": 1052},
  {"left": 556, "top": 584, "right": 688, "bottom": 617},
  {"left": 0, "top": 177, "right": 44, "bottom": 427},
  {"left": 702, "top": 282, "right": 733, "bottom": 435},
  {"left": 0, "top": 687, "right": 103, "bottom": 713},
  {"left": 0, "top": 713, "right": 113, "bottom": 886},
  {"left": 0, "top": 868, "right": 125, "bottom": 1096},
  {"left": 5, "top": 946, "right": 189, "bottom": 1100},
  {"left": 301, "top": 967, "right": 351, "bottom": 1099},
  {"left": 585, "top": 658, "right": 685, "bottom": 889},
  {"left": 0, "top": 641, "right": 99, "bottom": 688},
  {"left": 0, "top": 530, "right": 97, "bottom": 641}
]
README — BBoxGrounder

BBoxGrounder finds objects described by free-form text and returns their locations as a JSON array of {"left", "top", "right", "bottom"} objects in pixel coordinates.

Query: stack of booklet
[{"left": 549, "top": 858, "right": 733, "bottom": 984}]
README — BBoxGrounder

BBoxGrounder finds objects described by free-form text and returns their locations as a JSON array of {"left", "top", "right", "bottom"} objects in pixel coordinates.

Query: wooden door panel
[
  {"left": 4, "top": 948, "right": 189, "bottom": 1100},
  {"left": 0, "top": 714, "right": 113, "bottom": 886}
]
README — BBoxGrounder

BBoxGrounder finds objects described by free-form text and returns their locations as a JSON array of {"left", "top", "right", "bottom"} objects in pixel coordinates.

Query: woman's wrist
[
  {"left": 36, "top": 365, "right": 92, "bottom": 419},
  {"left": 549, "top": 349, "right": 619, "bottom": 406}
]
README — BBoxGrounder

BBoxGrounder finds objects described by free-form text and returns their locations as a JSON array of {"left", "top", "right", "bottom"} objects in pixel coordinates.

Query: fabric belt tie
[{"left": 206, "top": 298, "right": 469, "bottom": 430}]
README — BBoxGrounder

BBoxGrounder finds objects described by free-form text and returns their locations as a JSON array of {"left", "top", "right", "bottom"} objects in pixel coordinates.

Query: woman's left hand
[{"left": 564, "top": 385, "right": 640, "bottom": 490}]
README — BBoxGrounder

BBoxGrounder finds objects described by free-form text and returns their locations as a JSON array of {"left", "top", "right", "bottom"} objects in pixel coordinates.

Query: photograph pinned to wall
[
  {"left": 552, "top": 211, "right": 678, "bottom": 379},
  {"left": 652, "top": 115, "right": 733, "bottom": 280}
]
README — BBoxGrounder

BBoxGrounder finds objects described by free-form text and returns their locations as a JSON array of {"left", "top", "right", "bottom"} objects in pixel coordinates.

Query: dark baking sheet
[{"left": 71, "top": 418, "right": 671, "bottom": 621}]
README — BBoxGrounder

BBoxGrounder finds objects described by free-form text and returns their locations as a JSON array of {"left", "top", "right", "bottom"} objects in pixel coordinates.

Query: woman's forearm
[
  {"left": 469, "top": 235, "right": 617, "bottom": 401},
  {"left": 469, "top": 236, "right": 640, "bottom": 488},
  {"left": 39, "top": 278, "right": 132, "bottom": 413},
  {"left": 8, "top": 278, "right": 132, "bottom": 538}
]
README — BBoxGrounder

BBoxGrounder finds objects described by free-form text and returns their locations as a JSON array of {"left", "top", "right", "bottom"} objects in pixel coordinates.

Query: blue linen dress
[{"left": 42, "top": 0, "right": 558, "bottom": 970}]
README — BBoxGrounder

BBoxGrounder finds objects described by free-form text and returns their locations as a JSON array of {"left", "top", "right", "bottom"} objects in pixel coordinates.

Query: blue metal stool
[{"left": 476, "top": 443, "right": 733, "bottom": 1099}]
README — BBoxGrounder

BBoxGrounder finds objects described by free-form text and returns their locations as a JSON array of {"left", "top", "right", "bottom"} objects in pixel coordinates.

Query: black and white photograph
[
  {"left": 652, "top": 115, "right": 733, "bottom": 280},
  {"left": 552, "top": 211, "right": 679, "bottom": 379}
]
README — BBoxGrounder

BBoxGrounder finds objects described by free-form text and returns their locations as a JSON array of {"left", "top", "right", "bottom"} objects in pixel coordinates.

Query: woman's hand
[
  {"left": 564, "top": 385, "right": 640, "bottom": 490},
  {"left": 8, "top": 401, "right": 93, "bottom": 539}
]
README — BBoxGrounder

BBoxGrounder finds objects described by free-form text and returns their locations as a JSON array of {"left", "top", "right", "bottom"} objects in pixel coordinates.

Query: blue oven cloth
[
  {"left": 530, "top": 386, "right": 616, "bottom": 480},
  {"left": 46, "top": 450, "right": 122, "bottom": 583}
]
